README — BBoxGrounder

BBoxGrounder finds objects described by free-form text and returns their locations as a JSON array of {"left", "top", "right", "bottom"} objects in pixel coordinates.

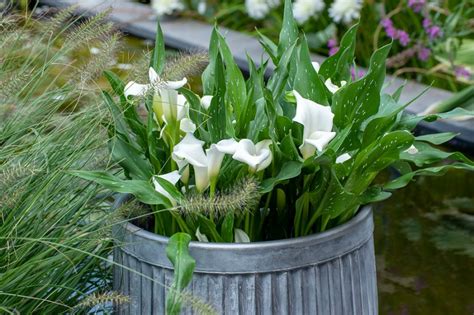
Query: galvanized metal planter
[{"left": 113, "top": 195, "right": 377, "bottom": 314}]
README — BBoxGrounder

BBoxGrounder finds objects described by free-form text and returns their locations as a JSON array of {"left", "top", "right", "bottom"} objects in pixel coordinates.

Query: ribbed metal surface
[{"left": 113, "top": 197, "right": 377, "bottom": 314}]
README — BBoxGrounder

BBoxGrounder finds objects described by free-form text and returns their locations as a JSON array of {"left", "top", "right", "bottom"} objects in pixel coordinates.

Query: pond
[
  {"left": 375, "top": 168, "right": 474, "bottom": 314},
  {"left": 119, "top": 36, "right": 474, "bottom": 314}
]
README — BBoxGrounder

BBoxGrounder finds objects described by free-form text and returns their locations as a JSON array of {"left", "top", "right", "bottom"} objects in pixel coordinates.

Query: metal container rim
[{"left": 114, "top": 194, "right": 372, "bottom": 252}]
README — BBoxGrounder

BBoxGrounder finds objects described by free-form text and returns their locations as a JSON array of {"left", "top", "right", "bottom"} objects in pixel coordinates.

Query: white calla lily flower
[
  {"left": 293, "top": 90, "right": 336, "bottom": 159},
  {"left": 173, "top": 134, "right": 238, "bottom": 192},
  {"left": 232, "top": 139, "right": 273, "bottom": 172},
  {"left": 152, "top": 170, "right": 181, "bottom": 205},
  {"left": 176, "top": 94, "right": 196, "bottom": 133},
  {"left": 200, "top": 95, "right": 213, "bottom": 111},
  {"left": 125, "top": 67, "right": 187, "bottom": 124},
  {"left": 324, "top": 78, "right": 347, "bottom": 94},
  {"left": 215, "top": 138, "right": 239, "bottom": 154},
  {"left": 336, "top": 153, "right": 351, "bottom": 164}
]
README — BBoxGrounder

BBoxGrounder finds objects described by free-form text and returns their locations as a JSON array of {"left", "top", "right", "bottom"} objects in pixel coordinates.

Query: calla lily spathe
[
  {"left": 172, "top": 134, "right": 238, "bottom": 192},
  {"left": 232, "top": 139, "right": 273, "bottom": 172},
  {"left": 200, "top": 95, "right": 213, "bottom": 111},
  {"left": 293, "top": 90, "right": 336, "bottom": 159},
  {"left": 152, "top": 170, "right": 181, "bottom": 206},
  {"left": 124, "top": 67, "right": 187, "bottom": 124}
]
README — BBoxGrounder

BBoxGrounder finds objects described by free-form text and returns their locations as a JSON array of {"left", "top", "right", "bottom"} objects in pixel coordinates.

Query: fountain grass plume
[
  {"left": 73, "top": 291, "right": 130, "bottom": 311},
  {"left": 180, "top": 177, "right": 260, "bottom": 218},
  {"left": 162, "top": 51, "right": 209, "bottom": 81},
  {"left": 72, "top": 32, "right": 122, "bottom": 90},
  {"left": 178, "top": 290, "right": 218, "bottom": 315}
]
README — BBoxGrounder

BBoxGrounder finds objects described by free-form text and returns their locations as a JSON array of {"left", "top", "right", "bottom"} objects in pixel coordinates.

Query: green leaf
[
  {"left": 202, "top": 27, "right": 219, "bottom": 95},
  {"left": 401, "top": 141, "right": 473, "bottom": 167},
  {"left": 294, "top": 36, "right": 328, "bottom": 105},
  {"left": 150, "top": 22, "right": 165, "bottom": 74},
  {"left": 102, "top": 91, "right": 131, "bottom": 142},
  {"left": 247, "top": 98, "right": 269, "bottom": 142},
  {"left": 359, "top": 186, "right": 392, "bottom": 203},
  {"left": 319, "top": 24, "right": 358, "bottom": 83},
  {"left": 305, "top": 169, "right": 358, "bottom": 234},
  {"left": 220, "top": 213, "right": 234, "bottom": 243},
  {"left": 166, "top": 233, "right": 196, "bottom": 315},
  {"left": 217, "top": 32, "right": 247, "bottom": 119},
  {"left": 104, "top": 70, "right": 126, "bottom": 101},
  {"left": 415, "top": 132, "right": 458, "bottom": 145},
  {"left": 267, "top": 41, "right": 297, "bottom": 101},
  {"left": 207, "top": 54, "right": 227, "bottom": 142},
  {"left": 384, "top": 163, "right": 474, "bottom": 190},
  {"left": 398, "top": 107, "right": 474, "bottom": 130},
  {"left": 70, "top": 171, "right": 171, "bottom": 206},
  {"left": 345, "top": 130, "right": 413, "bottom": 194},
  {"left": 109, "top": 136, "right": 153, "bottom": 180},
  {"left": 332, "top": 43, "right": 391, "bottom": 131},
  {"left": 278, "top": 0, "right": 298, "bottom": 59},
  {"left": 154, "top": 177, "right": 183, "bottom": 202},
  {"left": 257, "top": 30, "right": 278, "bottom": 64},
  {"left": 196, "top": 215, "right": 224, "bottom": 242},
  {"left": 279, "top": 131, "right": 300, "bottom": 161},
  {"left": 260, "top": 161, "right": 303, "bottom": 193}
]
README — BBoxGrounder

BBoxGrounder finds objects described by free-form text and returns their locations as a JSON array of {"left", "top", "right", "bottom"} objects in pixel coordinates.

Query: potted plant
[{"left": 73, "top": 1, "right": 474, "bottom": 313}]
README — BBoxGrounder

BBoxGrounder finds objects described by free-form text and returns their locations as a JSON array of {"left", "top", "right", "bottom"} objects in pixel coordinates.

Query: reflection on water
[{"left": 375, "top": 169, "right": 474, "bottom": 314}]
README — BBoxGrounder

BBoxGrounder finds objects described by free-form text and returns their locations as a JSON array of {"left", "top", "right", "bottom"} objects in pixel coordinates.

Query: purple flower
[
  {"left": 381, "top": 18, "right": 398, "bottom": 38},
  {"left": 350, "top": 67, "right": 366, "bottom": 80},
  {"left": 408, "top": 0, "right": 425, "bottom": 13},
  {"left": 328, "top": 39, "right": 339, "bottom": 56},
  {"left": 397, "top": 30, "right": 411, "bottom": 46},
  {"left": 381, "top": 18, "right": 393, "bottom": 28},
  {"left": 328, "top": 39, "right": 338, "bottom": 48},
  {"left": 427, "top": 25, "right": 442, "bottom": 39},
  {"left": 329, "top": 47, "right": 339, "bottom": 56},
  {"left": 455, "top": 67, "right": 471, "bottom": 80},
  {"left": 422, "top": 18, "right": 431, "bottom": 29},
  {"left": 417, "top": 46, "right": 431, "bottom": 61}
]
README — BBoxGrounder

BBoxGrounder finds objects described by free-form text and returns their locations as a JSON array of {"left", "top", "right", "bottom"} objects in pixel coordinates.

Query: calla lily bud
[{"left": 276, "top": 188, "right": 286, "bottom": 212}]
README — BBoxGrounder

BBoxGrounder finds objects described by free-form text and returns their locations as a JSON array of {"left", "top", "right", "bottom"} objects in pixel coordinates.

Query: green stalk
[{"left": 423, "top": 86, "right": 474, "bottom": 114}]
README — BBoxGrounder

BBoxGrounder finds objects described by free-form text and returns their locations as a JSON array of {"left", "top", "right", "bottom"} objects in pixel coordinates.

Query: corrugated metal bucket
[{"left": 113, "top": 195, "right": 377, "bottom": 314}]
